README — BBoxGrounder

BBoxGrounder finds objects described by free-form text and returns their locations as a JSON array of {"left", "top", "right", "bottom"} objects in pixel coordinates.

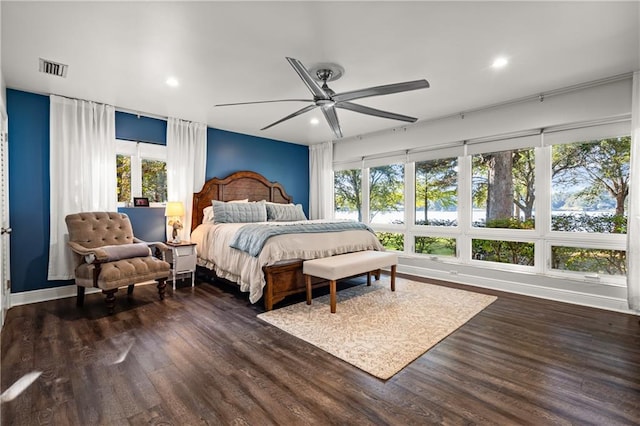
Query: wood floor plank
[{"left": 2, "top": 276, "right": 639, "bottom": 425}]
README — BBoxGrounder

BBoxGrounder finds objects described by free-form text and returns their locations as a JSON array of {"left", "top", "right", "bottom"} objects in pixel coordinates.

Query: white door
[{"left": 0, "top": 109, "right": 10, "bottom": 327}]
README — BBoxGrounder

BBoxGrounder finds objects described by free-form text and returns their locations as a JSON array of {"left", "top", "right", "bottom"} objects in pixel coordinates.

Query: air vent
[{"left": 39, "top": 58, "right": 68, "bottom": 78}]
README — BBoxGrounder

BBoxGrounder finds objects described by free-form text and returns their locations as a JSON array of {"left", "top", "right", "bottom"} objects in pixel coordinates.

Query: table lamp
[{"left": 165, "top": 201, "right": 185, "bottom": 243}]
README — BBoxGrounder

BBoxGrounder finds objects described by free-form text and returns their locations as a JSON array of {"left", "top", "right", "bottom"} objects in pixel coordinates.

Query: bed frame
[{"left": 192, "top": 170, "right": 327, "bottom": 310}]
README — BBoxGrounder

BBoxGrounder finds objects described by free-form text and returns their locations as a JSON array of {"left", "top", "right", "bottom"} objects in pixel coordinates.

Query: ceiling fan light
[{"left": 310, "top": 118, "right": 319, "bottom": 125}]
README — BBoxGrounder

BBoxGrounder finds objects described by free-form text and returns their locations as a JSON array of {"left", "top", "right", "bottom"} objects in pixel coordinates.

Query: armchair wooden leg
[
  {"left": 102, "top": 289, "right": 117, "bottom": 315},
  {"left": 156, "top": 279, "right": 167, "bottom": 300},
  {"left": 127, "top": 284, "right": 135, "bottom": 296},
  {"left": 76, "top": 286, "right": 85, "bottom": 307}
]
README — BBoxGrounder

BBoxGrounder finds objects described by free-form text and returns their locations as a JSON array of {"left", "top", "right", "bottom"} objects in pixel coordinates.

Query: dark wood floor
[{"left": 2, "top": 274, "right": 639, "bottom": 425}]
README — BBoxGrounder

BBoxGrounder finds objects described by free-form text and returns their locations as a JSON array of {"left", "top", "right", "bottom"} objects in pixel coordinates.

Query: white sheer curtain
[
  {"left": 309, "top": 141, "right": 334, "bottom": 219},
  {"left": 166, "top": 117, "right": 207, "bottom": 241},
  {"left": 48, "top": 95, "right": 116, "bottom": 280},
  {"left": 627, "top": 71, "right": 640, "bottom": 311}
]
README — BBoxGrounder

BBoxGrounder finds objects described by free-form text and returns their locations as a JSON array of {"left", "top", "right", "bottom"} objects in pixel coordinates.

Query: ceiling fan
[{"left": 215, "top": 57, "right": 430, "bottom": 139}]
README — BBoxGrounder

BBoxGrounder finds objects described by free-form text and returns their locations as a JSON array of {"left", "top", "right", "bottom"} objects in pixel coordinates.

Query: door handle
[{"left": 1, "top": 227, "right": 11, "bottom": 235}]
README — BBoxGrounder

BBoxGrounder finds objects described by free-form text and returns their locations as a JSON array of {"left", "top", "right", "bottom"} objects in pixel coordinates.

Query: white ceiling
[{"left": 2, "top": 1, "right": 639, "bottom": 145}]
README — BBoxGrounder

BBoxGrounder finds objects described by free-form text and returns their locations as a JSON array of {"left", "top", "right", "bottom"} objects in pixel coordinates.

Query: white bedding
[{"left": 190, "top": 219, "right": 384, "bottom": 303}]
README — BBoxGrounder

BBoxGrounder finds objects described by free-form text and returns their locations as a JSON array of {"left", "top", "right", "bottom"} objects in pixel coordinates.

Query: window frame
[
  {"left": 332, "top": 121, "right": 631, "bottom": 287},
  {"left": 116, "top": 140, "right": 167, "bottom": 207}
]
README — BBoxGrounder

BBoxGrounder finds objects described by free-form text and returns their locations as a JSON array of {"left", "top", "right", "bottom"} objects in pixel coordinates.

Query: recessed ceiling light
[
  {"left": 310, "top": 118, "right": 320, "bottom": 125},
  {"left": 492, "top": 57, "right": 508, "bottom": 69},
  {"left": 166, "top": 77, "right": 179, "bottom": 87}
]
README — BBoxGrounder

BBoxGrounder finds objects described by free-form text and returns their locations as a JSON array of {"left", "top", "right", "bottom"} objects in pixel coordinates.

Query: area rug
[{"left": 257, "top": 278, "right": 497, "bottom": 380}]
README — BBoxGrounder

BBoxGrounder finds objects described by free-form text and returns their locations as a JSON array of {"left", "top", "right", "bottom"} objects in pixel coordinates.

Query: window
[
  {"left": 472, "top": 148, "right": 535, "bottom": 229},
  {"left": 334, "top": 168, "right": 362, "bottom": 221},
  {"left": 551, "top": 245, "right": 626, "bottom": 276},
  {"left": 369, "top": 163, "right": 404, "bottom": 225},
  {"left": 415, "top": 157, "right": 458, "bottom": 226},
  {"left": 551, "top": 137, "right": 629, "bottom": 234},
  {"left": 116, "top": 141, "right": 167, "bottom": 206},
  {"left": 331, "top": 120, "right": 630, "bottom": 285},
  {"left": 472, "top": 239, "right": 535, "bottom": 266},
  {"left": 415, "top": 236, "right": 456, "bottom": 257},
  {"left": 377, "top": 232, "right": 404, "bottom": 251}
]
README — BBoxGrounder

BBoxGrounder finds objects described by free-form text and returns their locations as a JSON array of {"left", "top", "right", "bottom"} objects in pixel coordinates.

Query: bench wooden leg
[
  {"left": 391, "top": 265, "right": 396, "bottom": 292},
  {"left": 367, "top": 272, "right": 371, "bottom": 286},
  {"left": 305, "top": 274, "right": 312, "bottom": 305},
  {"left": 330, "top": 280, "right": 337, "bottom": 313}
]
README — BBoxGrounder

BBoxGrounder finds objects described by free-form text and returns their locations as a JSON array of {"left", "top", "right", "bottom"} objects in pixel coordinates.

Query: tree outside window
[
  {"left": 415, "top": 157, "right": 457, "bottom": 226},
  {"left": 551, "top": 137, "right": 629, "bottom": 234},
  {"left": 334, "top": 169, "right": 362, "bottom": 221},
  {"left": 472, "top": 148, "right": 535, "bottom": 229},
  {"left": 141, "top": 159, "right": 167, "bottom": 203},
  {"left": 369, "top": 164, "right": 404, "bottom": 224}
]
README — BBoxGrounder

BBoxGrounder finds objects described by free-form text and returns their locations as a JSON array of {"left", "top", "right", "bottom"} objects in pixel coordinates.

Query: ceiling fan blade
[
  {"left": 260, "top": 104, "right": 318, "bottom": 131},
  {"left": 321, "top": 105, "right": 343, "bottom": 139},
  {"left": 333, "top": 79, "right": 430, "bottom": 103},
  {"left": 215, "top": 99, "right": 313, "bottom": 107},
  {"left": 336, "top": 102, "right": 418, "bottom": 123},
  {"left": 286, "top": 57, "right": 330, "bottom": 100}
]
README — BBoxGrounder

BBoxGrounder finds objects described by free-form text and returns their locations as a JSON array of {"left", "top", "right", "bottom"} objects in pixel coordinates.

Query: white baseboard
[
  {"left": 9, "top": 285, "right": 100, "bottom": 307},
  {"left": 9, "top": 281, "right": 157, "bottom": 307},
  {"left": 8, "top": 270, "right": 638, "bottom": 316},
  {"left": 398, "top": 264, "right": 637, "bottom": 315}
]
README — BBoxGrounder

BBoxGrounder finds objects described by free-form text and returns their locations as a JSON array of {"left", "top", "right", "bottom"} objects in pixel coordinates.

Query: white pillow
[{"left": 203, "top": 199, "right": 249, "bottom": 223}]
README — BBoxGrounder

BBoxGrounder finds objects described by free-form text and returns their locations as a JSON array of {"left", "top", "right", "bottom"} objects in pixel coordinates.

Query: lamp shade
[{"left": 165, "top": 201, "right": 185, "bottom": 217}]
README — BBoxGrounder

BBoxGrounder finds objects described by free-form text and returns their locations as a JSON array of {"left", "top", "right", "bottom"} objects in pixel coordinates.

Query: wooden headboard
[{"left": 191, "top": 170, "right": 293, "bottom": 230}]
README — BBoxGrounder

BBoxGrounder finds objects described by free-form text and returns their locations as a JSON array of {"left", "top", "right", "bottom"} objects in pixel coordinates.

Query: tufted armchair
[{"left": 65, "top": 212, "right": 171, "bottom": 314}]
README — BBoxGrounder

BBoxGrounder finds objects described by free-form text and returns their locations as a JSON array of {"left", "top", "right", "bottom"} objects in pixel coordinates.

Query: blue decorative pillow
[
  {"left": 266, "top": 203, "right": 307, "bottom": 221},
  {"left": 213, "top": 200, "right": 267, "bottom": 223}
]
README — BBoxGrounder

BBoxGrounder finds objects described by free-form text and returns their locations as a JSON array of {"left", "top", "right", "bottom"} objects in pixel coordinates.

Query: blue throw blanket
[{"left": 229, "top": 221, "right": 375, "bottom": 257}]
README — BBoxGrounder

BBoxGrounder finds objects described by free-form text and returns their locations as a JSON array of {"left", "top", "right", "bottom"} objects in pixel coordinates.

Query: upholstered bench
[{"left": 303, "top": 250, "right": 398, "bottom": 313}]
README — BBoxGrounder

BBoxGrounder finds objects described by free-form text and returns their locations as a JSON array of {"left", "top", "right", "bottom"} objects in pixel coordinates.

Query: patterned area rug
[{"left": 257, "top": 278, "right": 497, "bottom": 380}]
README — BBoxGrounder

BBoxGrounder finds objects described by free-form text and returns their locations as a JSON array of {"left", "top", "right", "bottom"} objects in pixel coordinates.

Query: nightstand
[{"left": 165, "top": 241, "right": 197, "bottom": 290}]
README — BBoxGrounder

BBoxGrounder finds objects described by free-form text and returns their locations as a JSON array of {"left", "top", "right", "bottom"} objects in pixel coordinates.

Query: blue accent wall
[
  {"left": 7, "top": 90, "right": 69, "bottom": 292},
  {"left": 6, "top": 89, "right": 310, "bottom": 294},
  {"left": 118, "top": 207, "right": 166, "bottom": 242},
  {"left": 207, "top": 128, "right": 309, "bottom": 214},
  {"left": 115, "top": 111, "right": 166, "bottom": 145}
]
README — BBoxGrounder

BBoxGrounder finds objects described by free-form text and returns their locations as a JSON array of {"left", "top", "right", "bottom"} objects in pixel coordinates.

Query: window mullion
[
  {"left": 131, "top": 143, "right": 142, "bottom": 197},
  {"left": 404, "top": 161, "right": 415, "bottom": 253},
  {"left": 458, "top": 154, "right": 472, "bottom": 263}
]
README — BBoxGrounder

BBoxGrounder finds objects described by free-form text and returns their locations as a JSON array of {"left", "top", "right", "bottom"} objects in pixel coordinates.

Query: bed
[{"left": 190, "top": 170, "right": 384, "bottom": 310}]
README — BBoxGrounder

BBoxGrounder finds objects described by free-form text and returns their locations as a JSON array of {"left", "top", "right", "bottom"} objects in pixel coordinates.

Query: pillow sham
[
  {"left": 203, "top": 199, "right": 249, "bottom": 223},
  {"left": 266, "top": 203, "right": 307, "bottom": 222},
  {"left": 213, "top": 200, "right": 267, "bottom": 223}
]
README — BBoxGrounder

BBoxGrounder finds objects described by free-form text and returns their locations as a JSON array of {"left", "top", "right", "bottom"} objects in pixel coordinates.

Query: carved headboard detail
[{"left": 191, "top": 170, "right": 293, "bottom": 231}]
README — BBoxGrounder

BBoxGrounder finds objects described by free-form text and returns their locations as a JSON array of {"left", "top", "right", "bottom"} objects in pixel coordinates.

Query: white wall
[
  {"left": 335, "top": 76, "right": 633, "bottom": 163},
  {"left": 335, "top": 75, "right": 636, "bottom": 314}
]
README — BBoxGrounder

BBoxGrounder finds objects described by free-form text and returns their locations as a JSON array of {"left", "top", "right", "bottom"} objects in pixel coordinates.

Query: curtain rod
[{"left": 344, "top": 72, "right": 633, "bottom": 143}]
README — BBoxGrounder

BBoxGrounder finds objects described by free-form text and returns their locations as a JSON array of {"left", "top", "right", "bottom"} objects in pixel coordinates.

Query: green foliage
[
  {"left": 415, "top": 219, "right": 457, "bottom": 227},
  {"left": 473, "top": 217, "right": 535, "bottom": 230},
  {"left": 552, "top": 137, "right": 630, "bottom": 216},
  {"left": 472, "top": 239, "right": 535, "bottom": 266},
  {"left": 415, "top": 236, "right": 456, "bottom": 256},
  {"left": 472, "top": 148, "right": 535, "bottom": 221},
  {"left": 141, "top": 159, "right": 167, "bottom": 202},
  {"left": 370, "top": 164, "right": 404, "bottom": 221},
  {"left": 415, "top": 158, "right": 457, "bottom": 223},
  {"left": 376, "top": 232, "right": 404, "bottom": 251},
  {"left": 551, "top": 246, "right": 626, "bottom": 275},
  {"left": 334, "top": 169, "right": 362, "bottom": 221},
  {"left": 116, "top": 154, "right": 131, "bottom": 203},
  {"left": 551, "top": 213, "right": 626, "bottom": 234}
]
